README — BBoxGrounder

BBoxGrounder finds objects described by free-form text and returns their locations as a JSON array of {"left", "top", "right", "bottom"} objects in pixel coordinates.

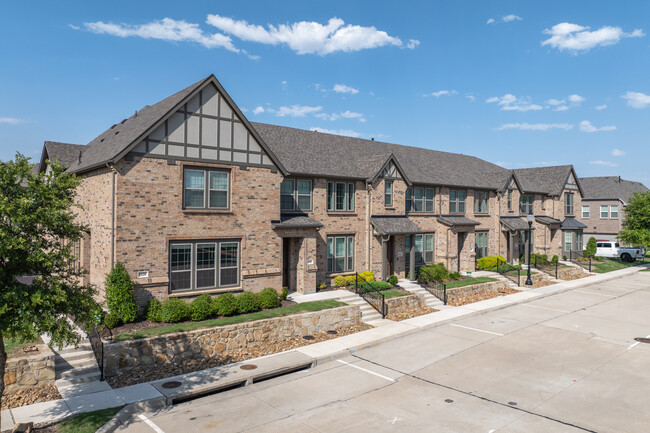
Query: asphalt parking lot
[{"left": 116, "top": 271, "right": 650, "bottom": 432}]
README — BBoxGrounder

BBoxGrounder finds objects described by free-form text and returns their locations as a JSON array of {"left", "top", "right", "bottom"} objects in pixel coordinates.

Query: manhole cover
[
  {"left": 445, "top": 399, "right": 454, "bottom": 403},
  {"left": 161, "top": 381, "right": 182, "bottom": 389},
  {"left": 303, "top": 335, "right": 315, "bottom": 340},
  {"left": 634, "top": 337, "right": 650, "bottom": 344},
  {"left": 508, "top": 401, "right": 518, "bottom": 406},
  {"left": 240, "top": 364, "right": 257, "bottom": 370},
  {"left": 326, "top": 330, "right": 337, "bottom": 335}
]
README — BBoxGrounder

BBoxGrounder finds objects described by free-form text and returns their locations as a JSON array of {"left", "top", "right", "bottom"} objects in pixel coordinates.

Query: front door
[
  {"left": 386, "top": 238, "right": 394, "bottom": 277},
  {"left": 282, "top": 237, "right": 291, "bottom": 289},
  {"left": 457, "top": 232, "right": 466, "bottom": 272}
]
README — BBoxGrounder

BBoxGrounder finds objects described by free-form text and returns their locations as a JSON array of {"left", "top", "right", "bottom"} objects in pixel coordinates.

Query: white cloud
[
  {"left": 568, "top": 94, "right": 585, "bottom": 104},
  {"left": 554, "top": 105, "right": 570, "bottom": 112},
  {"left": 579, "top": 120, "right": 616, "bottom": 133},
  {"left": 205, "top": 15, "right": 411, "bottom": 55},
  {"left": 252, "top": 106, "right": 265, "bottom": 115},
  {"left": 547, "top": 98, "right": 564, "bottom": 106},
  {"left": 502, "top": 15, "right": 523, "bottom": 23},
  {"left": 595, "top": 104, "right": 607, "bottom": 110},
  {"left": 267, "top": 105, "right": 322, "bottom": 117},
  {"left": 333, "top": 84, "right": 359, "bottom": 94},
  {"left": 425, "top": 90, "right": 458, "bottom": 98},
  {"left": 68, "top": 24, "right": 80, "bottom": 30},
  {"left": 622, "top": 91, "right": 650, "bottom": 109},
  {"left": 0, "top": 117, "right": 24, "bottom": 124},
  {"left": 309, "top": 127, "right": 361, "bottom": 137},
  {"left": 611, "top": 148, "right": 626, "bottom": 156},
  {"left": 590, "top": 160, "right": 618, "bottom": 167},
  {"left": 315, "top": 110, "right": 366, "bottom": 122},
  {"left": 486, "top": 18, "right": 496, "bottom": 25},
  {"left": 465, "top": 94, "right": 476, "bottom": 102},
  {"left": 406, "top": 39, "right": 420, "bottom": 49},
  {"left": 83, "top": 18, "right": 239, "bottom": 52},
  {"left": 497, "top": 123, "right": 574, "bottom": 131},
  {"left": 486, "top": 94, "right": 542, "bottom": 112},
  {"left": 541, "top": 22, "right": 644, "bottom": 53},
  {"left": 546, "top": 94, "right": 584, "bottom": 111}
]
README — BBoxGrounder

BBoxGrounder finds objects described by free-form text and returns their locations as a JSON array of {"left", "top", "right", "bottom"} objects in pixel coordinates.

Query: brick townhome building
[
  {"left": 38, "top": 75, "right": 587, "bottom": 305},
  {"left": 578, "top": 176, "right": 648, "bottom": 243}
]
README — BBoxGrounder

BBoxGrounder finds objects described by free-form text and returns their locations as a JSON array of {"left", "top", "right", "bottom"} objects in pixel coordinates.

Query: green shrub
[
  {"left": 213, "top": 293, "right": 238, "bottom": 316},
  {"left": 280, "top": 286, "right": 289, "bottom": 301},
  {"left": 144, "top": 299, "right": 163, "bottom": 322},
  {"left": 563, "top": 255, "right": 567, "bottom": 261},
  {"left": 359, "top": 270, "right": 375, "bottom": 282},
  {"left": 551, "top": 255, "right": 559, "bottom": 264},
  {"left": 190, "top": 294, "right": 213, "bottom": 321},
  {"left": 448, "top": 272, "right": 461, "bottom": 280},
  {"left": 476, "top": 256, "right": 506, "bottom": 271},
  {"left": 531, "top": 253, "right": 550, "bottom": 265},
  {"left": 105, "top": 262, "right": 138, "bottom": 323},
  {"left": 419, "top": 263, "right": 453, "bottom": 282},
  {"left": 237, "top": 292, "right": 261, "bottom": 314},
  {"left": 161, "top": 298, "right": 190, "bottom": 323},
  {"left": 103, "top": 312, "right": 121, "bottom": 330},
  {"left": 585, "top": 236, "right": 597, "bottom": 258},
  {"left": 388, "top": 275, "right": 398, "bottom": 285},
  {"left": 258, "top": 288, "right": 280, "bottom": 309},
  {"left": 358, "top": 281, "right": 391, "bottom": 293},
  {"left": 334, "top": 276, "right": 349, "bottom": 287},
  {"left": 317, "top": 282, "right": 327, "bottom": 291}
]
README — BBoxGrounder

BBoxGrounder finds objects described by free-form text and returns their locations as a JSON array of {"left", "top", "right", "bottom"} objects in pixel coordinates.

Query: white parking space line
[
  {"left": 521, "top": 304, "right": 571, "bottom": 314},
  {"left": 573, "top": 290, "right": 617, "bottom": 297},
  {"left": 336, "top": 359, "right": 395, "bottom": 382},
  {"left": 628, "top": 334, "right": 650, "bottom": 350},
  {"left": 138, "top": 414, "right": 166, "bottom": 433},
  {"left": 449, "top": 324, "right": 504, "bottom": 336}
]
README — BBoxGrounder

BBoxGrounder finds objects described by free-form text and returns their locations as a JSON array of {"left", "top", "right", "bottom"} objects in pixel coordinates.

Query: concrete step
[
  {"left": 55, "top": 349, "right": 96, "bottom": 363},
  {"left": 56, "top": 365, "right": 101, "bottom": 380},
  {"left": 55, "top": 343, "right": 92, "bottom": 355},
  {"left": 55, "top": 358, "right": 98, "bottom": 373},
  {"left": 55, "top": 370, "right": 102, "bottom": 387}
]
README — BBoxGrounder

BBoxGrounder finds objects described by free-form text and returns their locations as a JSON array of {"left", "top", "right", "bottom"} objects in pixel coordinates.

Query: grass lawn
[
  {"left": 445, "top": 277, "right": 497, "bottom": 289},
  {"left": 114, "top": 300, "right": 345, "bottom": 341},
  {"left": 380, "top": 289, "right": 410, "bottom": 298},
  {"left": 592, "top": 258, "right": 643, "bottom": 273},
  {"left": 58, "top": 407, "right": 122, "bottom": 433},
  {"left": 4, "top": 334, "right": 41, "bottom": 354}
]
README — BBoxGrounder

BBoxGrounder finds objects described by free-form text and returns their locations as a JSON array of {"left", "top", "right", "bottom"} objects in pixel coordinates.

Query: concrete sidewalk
[{"left": 2, "top": 263, "right": 647, "bottom": 432}]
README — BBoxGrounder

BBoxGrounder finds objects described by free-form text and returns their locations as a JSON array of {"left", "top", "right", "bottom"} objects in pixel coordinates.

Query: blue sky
[{"left": 1, "top": 1, "right": 649, "bottom": 183}]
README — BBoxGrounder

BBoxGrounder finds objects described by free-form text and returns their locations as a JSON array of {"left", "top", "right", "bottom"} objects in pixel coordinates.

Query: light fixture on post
[{"left": 525, "top": 213, "right": 535, "bottom": 286}]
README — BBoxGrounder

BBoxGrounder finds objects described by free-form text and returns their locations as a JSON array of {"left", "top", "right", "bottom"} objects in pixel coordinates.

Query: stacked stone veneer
[
  {"left": 3, "top": 345, "right": 55, "bottom": 393},
  {"left": 385, "top": 293, "right": 426, "bottom": 316},
  {"left": 557, "top": 266, "right": 588, "bottom": 280},
  {"left": 103, "top": 305, "right": 360, "bottom": 377},
  {"left": 446, "top": 280, "right": 510, "bottom": 303}
]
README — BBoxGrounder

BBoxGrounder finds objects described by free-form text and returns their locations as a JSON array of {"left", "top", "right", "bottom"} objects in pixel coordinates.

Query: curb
[{"left": 96, "top": 399, "right": 167, "bottom": 433}]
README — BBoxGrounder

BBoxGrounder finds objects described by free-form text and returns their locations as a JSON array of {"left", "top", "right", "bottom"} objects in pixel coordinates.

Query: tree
[
  {"left": 105, "top": 262, "right": 138, "bottom": 324},
  {"left": 0, "top": 154, "right": 101, "bottom": 423},
  {"left": 584, "top": 236, "right": 598, "bottom": 258},
  {"left": 618, "top": 192, "right": 650, "bottom": 254}
]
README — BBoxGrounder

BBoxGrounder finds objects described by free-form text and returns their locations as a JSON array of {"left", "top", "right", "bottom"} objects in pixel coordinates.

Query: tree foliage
[
  {"left": 0, "top": 154, "right": 101, "bottom": 418},
  {"left": 584, "top": 236, "right": 598, "bottom": 258},
  {"left": 618, "top": 192, "right": 650, "bottom": 249},
  {"left": 105, "top": 262, "right": 138, "bottom": 323}
]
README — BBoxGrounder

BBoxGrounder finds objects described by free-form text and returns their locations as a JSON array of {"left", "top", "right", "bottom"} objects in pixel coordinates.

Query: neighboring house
[
  {"left": 38, "top": 74, "right": 587, "bottom": 305},
  {"left": 578, "top": 176, "right": 649, "bottom": 243}
]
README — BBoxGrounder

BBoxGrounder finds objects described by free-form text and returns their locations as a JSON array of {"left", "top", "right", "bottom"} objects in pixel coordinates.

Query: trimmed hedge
[
  {"left": 104, "top": 312, "right": 121, "bottom": 330},
  {"left": 190, "top": 294, "right": 213, "bottom": 322},
  {"left": 258, "top": 288, "right": 280, "bottom": 309},
  {"left": 161, "top": 298, "right": 191, "bottom": 323},
  {"left": 388, "top": 275, "right": 398, "bottom": 285},
  {"left": 476, "top": 256, "right": 506, "bottom": 271},
  {"left": 237, "top": 292, "right": 261, "bottom": 314},
  {"left": 105, "top": 262, "right": 138, "bottom": 323},
  {"left": 213, "top": 293, "right": 238, "bottom": 316},
  {"left": 144, "top": 299, "right": 163, "bottom": 322}
]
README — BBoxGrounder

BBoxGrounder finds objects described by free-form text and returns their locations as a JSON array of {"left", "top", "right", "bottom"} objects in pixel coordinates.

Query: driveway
[{"left": 116, "top": 271, "right": 650, "bottom": 432}]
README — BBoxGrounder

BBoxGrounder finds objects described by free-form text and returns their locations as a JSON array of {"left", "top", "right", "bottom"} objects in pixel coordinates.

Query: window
[
  {"left": 507, "top": 191, "right": 512, "bottom": 211},
  {"left": 610, "top": 205, "right": 619, "bottom": 218},
  {"left": 449, "top": 190, "right": 466, "bottom": 214},
  {"left": 474, "top": 191, "right": 489, "bottom": 214},
  {"left": 475, "top": 231, "right": 488, "bottom": 259},
  {"left": 520, "top": 194, "right": 534, "bottom": 214},
  {"left": 327, "top": 236, "right": 354, "bottom": 273},
  {"left": 406, "top": 187, "right": 435, "bottom": 213},
  {"left": 405, "top": 234, "right": 435, "bottom": 268},
  {"left": 280, "top": 179, "right": 312, "bottom": 212},
  {"left": 564, "top": 193, "right": 574, "bottom": 215},
  {"left": 582, "top": 205, "right": 590, "bottom": 218},
  {"left": 385, "top": 180, "right": 393, "bottom": 207},
  {"left": 327, "top": 182, "right": 355, "bottom": 212},
  {"left": 564, "top": 231, "right": 572, "bottom": 252},
  {"left": 183, "top": 168, "right": 229, "bottom": 209},
  {"left": 170, "top": 240, "right": 240, "bottom": 291},
  {"left": 600, "top": 205, "right": 609, "bottom": 218}
]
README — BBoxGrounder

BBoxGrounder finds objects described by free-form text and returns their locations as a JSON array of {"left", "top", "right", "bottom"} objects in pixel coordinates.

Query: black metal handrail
[
  {"left": 87, "top": 319, "right": 111, "bottom": 381},
  {"left": 354, "top": 273, "right": 386, "bottom": 319},
  {"left": 569, "top": 250, "right": 592, "bottom": 272},
  {"left": 416, "top": 266, "right": 447, "bottom": 305},
  {"left": 532, "top": 256, "right": 559, "bottom": 279},
  {"left": 496, "top": 258, "right": 521, "bottom": 287}
]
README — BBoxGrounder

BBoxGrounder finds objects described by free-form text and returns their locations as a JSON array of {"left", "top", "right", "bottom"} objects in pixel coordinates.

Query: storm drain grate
[
  {"left": 326, "top": 330, "right": 338, "bottom": 335},
  {"left": 161, "top": 381, "right": 182, "bottom": 389},
  {"left": 240, "top": 364, "right": 258, "bottom": 370},
  {"left": 634, "top": 337, "right": 650, "bottom": 344},
  {"left": 444, "top": 399, "right": 454, "bottom": 403}
]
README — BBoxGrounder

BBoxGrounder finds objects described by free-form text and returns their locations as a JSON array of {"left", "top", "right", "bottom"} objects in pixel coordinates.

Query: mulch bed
[
  {"left": 386, "top": 307, "right": 438, "bottom": 321},
  {"left": 106, "top": 322, "right": 372, "bottom": 389},
  {"left": 447, "top": 287, "right": 521, "bottom": 307},
  {"left": 1, "top": 384, "right": 62, "bottom": 411}
]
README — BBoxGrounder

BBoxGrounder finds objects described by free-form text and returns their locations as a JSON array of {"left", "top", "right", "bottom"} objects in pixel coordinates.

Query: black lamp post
[{"left": 525, "top": 213, "right": 535, "bottom": 286}]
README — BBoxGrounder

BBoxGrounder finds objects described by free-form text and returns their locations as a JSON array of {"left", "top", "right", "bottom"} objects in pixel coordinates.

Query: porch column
[
  {"left": 381, "top": 237, "right": 388, "bottom": 282},
  {"left": 409, "top": 234, "right": 416, "bottom": 281}
]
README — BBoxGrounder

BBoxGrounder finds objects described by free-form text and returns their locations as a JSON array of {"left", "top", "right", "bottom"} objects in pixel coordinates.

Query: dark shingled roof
[
  {"left": 535, "top": 216, "right": 561, "bottom": 226},
  {"left": 436, "top": 215, "right": 480, "bottom": 227},
  {"left": 41, "top": 141, "right": 86, "bottom": 169},
  {"left": 561, "top": 218, "right": 587, "bottom": 230},
  {"left": 370, "top": 216, "right": 423, "bottom": 235},
  {"left": 514, "top": 165, "right": 576, "bottom": 196},
  {"left": 271, "top": 215, "right": 323, "bottom": 229},
  {"left": 500, "top": 217, "right": 532, "bottom": 231},
  {"left": 252, "top": 122, "right": 507, "bottom": 189},
  {"left": 579, "top": 176, "right": 649, "bottom": 203}
]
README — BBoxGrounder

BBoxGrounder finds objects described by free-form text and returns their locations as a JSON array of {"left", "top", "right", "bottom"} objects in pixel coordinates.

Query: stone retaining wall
[
  {"left": 385, "top": 294, "right": 426, "bottom": 316},
  {"left": 104, "top": 305, "right": 360, "bottom": 377},
  {"left": 557, "top": 266, "right": 588, "bottom": 280},
  {"left": 446, "top": 280, "right": 509, "bottom": 303},
  {"left": 4, "top": 345, "right": 55, "bottom": 393}
]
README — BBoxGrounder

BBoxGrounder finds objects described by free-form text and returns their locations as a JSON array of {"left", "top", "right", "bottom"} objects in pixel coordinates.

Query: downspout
[
  {"left": 366, "top": 181, "right": 371, "bottom": 272},
  {"left": 107, "top": 163, "right": 117, "bottom": 269}
]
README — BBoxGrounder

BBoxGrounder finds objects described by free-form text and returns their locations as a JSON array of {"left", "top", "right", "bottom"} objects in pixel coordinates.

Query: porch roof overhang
[
  {"left": 370, "top": 215, "right": 423, "bottom": 236},
  {"left": 271, "top": 215, "right": 323, "bottom": 230},
  {"left": 535, "top": 216, "right": 562, "bottom": 227},
  {"left": 437, "top": 215, "right": 480, "bottom": 228},
  {"left": 500, "top": 216, "right": 534, "bottom": 232},
  {"left": 560, "top": 217, "right": 587, "bottom": 230}
]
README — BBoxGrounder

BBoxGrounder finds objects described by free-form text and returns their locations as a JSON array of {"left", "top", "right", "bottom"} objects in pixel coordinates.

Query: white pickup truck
[{"left": 592, "top": 241, "right": 646, "bottom": 262}]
